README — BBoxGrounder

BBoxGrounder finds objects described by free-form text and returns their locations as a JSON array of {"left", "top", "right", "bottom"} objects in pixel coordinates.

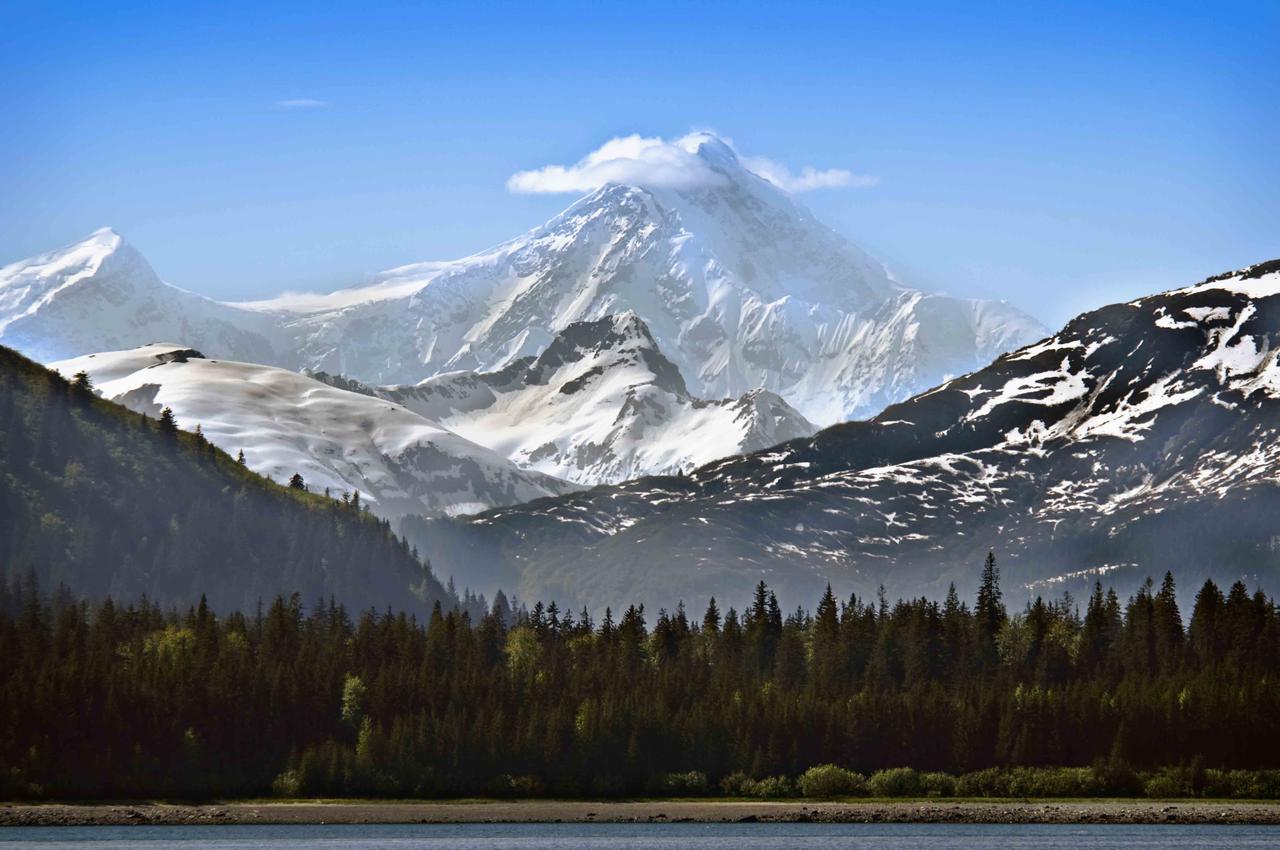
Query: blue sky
[{"left": 1, "top": 0, "right": 1276, "bottom": 325}]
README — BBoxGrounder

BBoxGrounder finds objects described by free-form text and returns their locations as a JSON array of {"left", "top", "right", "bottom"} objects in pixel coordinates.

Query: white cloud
[
  {"left": 507, "top": 132, "right": 876, "bottom": 195},
  {"left": 506, "top": 134, "right": 726, "bottom": 194},
  {"left": 275, "top": 99, "right": 329, "bottom": 109},
  {"left": 739, "top": 156, "right": 880, "bottom": 192}
]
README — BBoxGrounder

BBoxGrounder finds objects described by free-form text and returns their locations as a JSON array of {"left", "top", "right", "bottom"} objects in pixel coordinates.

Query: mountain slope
[
  {"left": 408, "top": 260, "right": 1280, "bottom": 613},
  {"left": 0, "top": 344, "right": 453, "bottom": 614},
  {"left": 50, "top": 344, "right": 576, "bottom": 520},
  {"left": 1, "top": 135, "right": 1045, "bottom": 427},
  {"left": 320, "top": 312, "right": 816, "bottom": 484}
]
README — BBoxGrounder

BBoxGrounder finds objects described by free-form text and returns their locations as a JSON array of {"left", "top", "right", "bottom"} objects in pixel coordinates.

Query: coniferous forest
[
  {"left": 5, "top": 343, "right": 1280, "bottom": 802},
  {"left": 4, "top": 561, "right": 1280, "bottom": 801}
]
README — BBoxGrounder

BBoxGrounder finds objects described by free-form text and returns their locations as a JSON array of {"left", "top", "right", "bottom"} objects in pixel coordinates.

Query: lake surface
[{"left": 0, "top": 823, "right": 1277, "bottom": 849}]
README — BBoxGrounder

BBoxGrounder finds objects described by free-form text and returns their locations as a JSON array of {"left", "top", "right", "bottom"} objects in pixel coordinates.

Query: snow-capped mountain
[
  {"left": 408, "top": 260, "right": 1280, "bottom": 613},
  {"left": 0, "top": 229, "right": 281, "bottom": 365},
  {"left": 1, "top": 134, "right": 1045, "bottom": 428},
  {"left": 50, "top": 344, "right": 575, "bottom": 520},
  {"left": 242, "top": 134, "right": 1044, "bottom": 424},
  {"left": 312, "top": 312, "right": 816, "bottom": 484}
]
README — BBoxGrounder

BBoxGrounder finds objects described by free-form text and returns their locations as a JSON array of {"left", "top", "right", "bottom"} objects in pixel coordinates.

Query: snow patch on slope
[{"left": 51, "top": 344, "right": 576, "bottom": 520}]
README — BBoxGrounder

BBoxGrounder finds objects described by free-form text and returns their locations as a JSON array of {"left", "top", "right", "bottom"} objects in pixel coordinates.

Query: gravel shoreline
[{"left": 4, "top": 800, "right": 1280, "bottom": 827}]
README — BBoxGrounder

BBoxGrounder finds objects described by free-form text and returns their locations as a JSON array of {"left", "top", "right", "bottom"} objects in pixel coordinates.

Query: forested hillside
[
  {"left": 4, "top": 562, "right": 1279, "bottom": 799},
  {"left": 0, "top": 345, "right": 454, "bottom": 614}
]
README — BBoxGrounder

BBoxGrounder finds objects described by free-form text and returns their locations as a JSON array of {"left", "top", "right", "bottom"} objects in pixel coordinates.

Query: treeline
[
  {"left": 3, "top": 557, "right": 1280, "bottom": 800},
  {"left": 0, "top": 344, "right": 454, "bottom": 615}
]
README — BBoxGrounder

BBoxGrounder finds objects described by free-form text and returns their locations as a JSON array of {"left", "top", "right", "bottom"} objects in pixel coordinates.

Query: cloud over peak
[
  {"left": 739, "top": 156, "right": 880, "bottom": 192},
  {"left": 506, "top": 132, "right": 877, "bottom": 195},
  {"left": 506, "top": 134, "right": 723, "bottom": 194}
]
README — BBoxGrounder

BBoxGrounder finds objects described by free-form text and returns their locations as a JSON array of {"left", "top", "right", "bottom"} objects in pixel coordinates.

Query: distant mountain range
[
  {"left": 31, "top": 134, "right": 1274, "bottom": 618},
  {"left": 0, "top": 133, "right": 1044, "bottom": 430},
  {"left": 410, "top": 260, "right": 1280, "bottom": 614}
]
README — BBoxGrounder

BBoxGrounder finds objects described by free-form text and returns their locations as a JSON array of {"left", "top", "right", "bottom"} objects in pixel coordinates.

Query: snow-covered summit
[
  {"left": 0, "top": 230, "right": 280, "bottom": 365},
  {"left": 0, "top": 228, "right": 128, "bottom": 338}
]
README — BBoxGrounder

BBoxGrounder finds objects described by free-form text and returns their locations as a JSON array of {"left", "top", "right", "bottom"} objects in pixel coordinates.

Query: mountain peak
[
  {"left": 677, "top": 131, "right": 740, "bottom": 164},
  {"left": 0, "top": 226, "right": 283, "bottom": 365},
  {"left": 608, "top": 309, "right": 655, "bottom": 341},
  {"left": 87, "top": 226, "right": 122, "bottom": 241},
  {"left": 524, "top": 312, "right": 687, "bottom": 396},
  {"left": 55, "top": 227, "right": 127, "bottom": 263},
  {"left": 0, "top": 227, "right": 124, "bottom": 278}
]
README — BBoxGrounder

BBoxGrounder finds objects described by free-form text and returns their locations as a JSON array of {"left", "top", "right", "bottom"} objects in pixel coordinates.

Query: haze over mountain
[
  {"left": 409, "top": 260, "right": 1280, "bottom": 614},
  {"left": 0, "top": 133, "right": 1046, "bottom": 429}
]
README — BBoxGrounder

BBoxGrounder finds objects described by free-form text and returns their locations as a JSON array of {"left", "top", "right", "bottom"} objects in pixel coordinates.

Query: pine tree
[
  {"left": 70, "top": 370, "right": 94, "bottom": 397},
  {"left": 702, "top": 597, "right": 721, "bottom": 633},
  {"left": 237, "top": 449, "right": 247, "bottom": 465},
  {"left": 1153, "top": 571, "right": 1184, "bottom": 671},
  {"left": 288, "top": 472, "right": 306, "bottom": 490},
  {"left": 812, "top": 584, "right": 842, "bottom": 690},
  {"left": 1079, "top": 580, "right": 1114, "bottom": 672},
  {"left": 975, "top": 551, "right": 1005, "bottom": 669},
  {"left": 158, "top": 406, "right": 179, "bottom": 434},
  {"left": 1189, "top": 578, "right": 1225, "bottom": 663}
]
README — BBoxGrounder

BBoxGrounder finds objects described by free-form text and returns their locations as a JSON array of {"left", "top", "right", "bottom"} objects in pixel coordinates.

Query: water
[{"left": 0, "top": 823, "right": 1275, "bottom": 849}]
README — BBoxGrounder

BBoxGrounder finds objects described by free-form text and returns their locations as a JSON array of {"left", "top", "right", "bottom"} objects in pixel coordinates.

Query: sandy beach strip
[{"left": 4, "top": 799, "right": 1280, "bottom": 827}]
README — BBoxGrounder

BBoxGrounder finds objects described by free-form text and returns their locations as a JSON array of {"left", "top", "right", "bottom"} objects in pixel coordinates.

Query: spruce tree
[
  {"left": 158, "top": 406, "right": 179, "bottom": 434},
  {"left": 702, "top": 597, "right": 721, "bottom": 633},
  {"left": 1153, "top": 571, "right": 1184, "bottom": 671},
  {"left": 70, "top": 370, "right": 94, "bottom": 397},
  {"left": 975, "top": 551, "right": 1006, "bottom": 669}
]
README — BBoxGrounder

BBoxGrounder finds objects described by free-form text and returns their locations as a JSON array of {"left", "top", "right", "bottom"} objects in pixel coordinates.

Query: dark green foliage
[
  {"left": 0, "top": 345, "right": 451, "bottom": 615},
  {"left": 69, "top": 371, "right": 93, "bottom": 397},
  {"left": 3, "top": 568, "right": 1280, "bottom": 800},
  {"left": 975, "top": 551, "right": 1005, "bottom": 670},
  {"left": 157, "top": 406, "right": 178, "bottom": 434}
]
